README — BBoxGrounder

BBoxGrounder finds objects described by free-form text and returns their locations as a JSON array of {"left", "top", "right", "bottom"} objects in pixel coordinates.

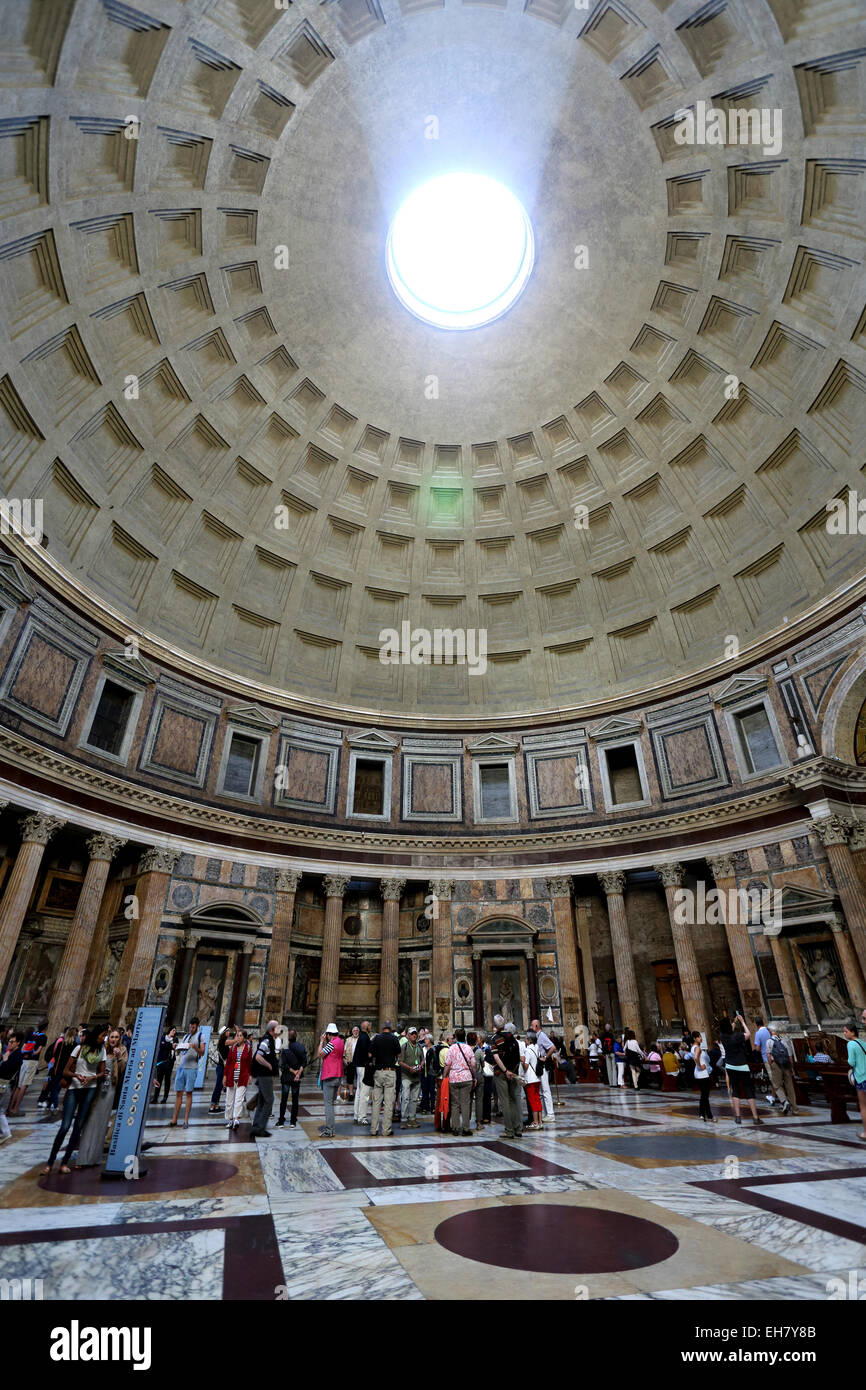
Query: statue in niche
[
  {"left": 291, "top": 957, "right": 310, "bottom": 1013},
  {"left": 398, "top": 959, "right": 412, "bottom": 1016},
  {"left": 197, "top": 966, "right": 219, "bottom": 1025},
  {"left": 498, "top": 976, "right": 514, "bottom": 1024},
  {"left": 94, "top": 941, "right": 124, "bottom": 1014},
  {"left": 805, "top": 949, "right": 848, "bottom": 1017}
]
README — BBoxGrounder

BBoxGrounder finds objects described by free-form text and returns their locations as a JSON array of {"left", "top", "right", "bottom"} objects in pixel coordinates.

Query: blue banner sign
[
  {"left": 193, "top": 1025, "right": 212, "bottom": 1090},
  {"left": 104, "top": 1005, "right": 165, "bottom": 1177}
]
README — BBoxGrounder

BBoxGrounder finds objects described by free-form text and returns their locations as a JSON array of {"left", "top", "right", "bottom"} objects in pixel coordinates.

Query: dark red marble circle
[
  {"left": 434, "top": 1203, "right": 679, "bottom": 1273},
  {"left": 38, "top": 1156, "right": 238, "bottom": 1195}
]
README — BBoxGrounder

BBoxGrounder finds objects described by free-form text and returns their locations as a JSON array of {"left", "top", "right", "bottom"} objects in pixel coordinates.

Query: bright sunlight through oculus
[{"left": 386, "top": 173, "right": 535, "bottom": 331}]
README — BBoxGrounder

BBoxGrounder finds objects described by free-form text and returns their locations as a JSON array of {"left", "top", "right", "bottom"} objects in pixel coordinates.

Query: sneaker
[
  {"left": 289, "top": 1122, "right": 297, "bottom": 1127},
  {"left": 781, "top": 1100, "right": 790, "bottom": 1115},
  {"left": 275, "top": 1119, "right": 285, "bottom": 1127},
  {"left": 407, "top": 1120, "right": 420, "bottom": 1128},
  {"left": 502, "top": 1131, "right": 515, "bottom": 1138}
]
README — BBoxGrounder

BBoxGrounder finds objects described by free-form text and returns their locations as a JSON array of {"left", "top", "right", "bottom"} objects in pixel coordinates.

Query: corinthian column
[
  {"left": 812, "top": 816, "right": 866, "bottom": 978},
  {"left": 47, "top": 832, "right": 127, "bottom": 1040},
  {"left": 549, "top": 877, "right": 583, "bottom": 1036},
  {"left": 316, "top": 874, "right": 349, "bottom": 1036},
  {"left": 654, "top": 863, "right": 710, "bottom": 1039},
  {"left": 768, "top": 935, "right": 805, "bottom": 1025},
  {"left": 598, "top": 870, "right": 641, "bottom": 1034},
  {"left": 0, "top": 811, "right": 62, "bottom": 995},
  {"left": 707, "top": 854, "right": 764, "bottom": 1026},
  {"left": 265, "top": 869, "right": 300, "bottom": 1021},
  {"left": 112, "top": 847, "right": 179, "bottom": 1026},
  {"left": 828, "top": 912, "right": 866, "bottom": 1014},
  {"left": 429, "top": 878, "right": 455, "bottom": 1033},
  {"left": 379, "top": 878, "right": 406, "bottom": 1030}
]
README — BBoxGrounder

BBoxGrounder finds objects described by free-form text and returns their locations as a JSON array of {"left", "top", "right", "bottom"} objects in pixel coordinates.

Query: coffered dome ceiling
[{"left": 0, "top": 0, "right": 864, "bottom": 719}]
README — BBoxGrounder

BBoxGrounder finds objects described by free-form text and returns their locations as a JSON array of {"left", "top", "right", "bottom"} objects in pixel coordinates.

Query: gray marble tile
[
  {"left": 0, "top": 1228, "right": 225, "bottom": 1300},
  {"left": 259, "top": 1143, "right": 345, "bottom": 1194}
]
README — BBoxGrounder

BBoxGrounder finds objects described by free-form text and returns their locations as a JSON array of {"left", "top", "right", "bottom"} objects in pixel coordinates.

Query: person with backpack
[
  {"left": 277, "top": 1028, "right": 307, "bottom": 1128},
  {"left": 420, "top": 1030, "right": 439, "bottom": 1115},
  {"left": 522, "top": 1029, "right": 544, "bottom": 1129},
  {"left": 691, "top": 1030, "right": 716, "bottom": 1122},
  {"left": 767, "top": 1026, "right": 799, "bottom": 1115}
]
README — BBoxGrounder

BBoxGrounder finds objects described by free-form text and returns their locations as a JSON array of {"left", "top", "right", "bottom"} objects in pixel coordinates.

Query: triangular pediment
[
  {"left": 590, "top": 716, "right": 642, "bottom": 741},
  {"left": 228, "top": 702, "right": 280, "bottom": 731},
  {"left": 101, "top": 647, "right": 157, "bottom": 687},
  {"left": 713, "top": 674, "right": 767, "bottom": 707},
  {"left": 0, "top": 553, "right": 35, "bottom": 605},
  {"left": 778, "top": 883, "right": 837, "bottom": 911},
  {"left": 346, "top": 727, "right": 399, "bottom": 750},
  {"left": 466, "top": 733, "right": 520, "bottom": 754}
]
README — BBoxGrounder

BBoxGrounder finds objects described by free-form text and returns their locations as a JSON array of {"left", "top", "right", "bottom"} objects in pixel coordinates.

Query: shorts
[
  {"left": 174, "top": 1068, "right": 198, "bottom": 1094},
  {"left": 727, "top": 1069, "right": 754, "bottom": 1100},
  {"left": 855, "top": 1078, "right": 866, "bottom": 1093},
  {"left": 18, "top": 1060, "right": 38, "bottom": 1088}
]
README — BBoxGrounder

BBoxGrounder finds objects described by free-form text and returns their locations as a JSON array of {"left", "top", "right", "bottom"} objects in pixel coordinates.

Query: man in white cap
[
  {"left": 400, "top": 1026, "right": 423, "bottom": 1128},
  {"left": 315, "top": 1023, "right": 345, "bottom": 1139}
]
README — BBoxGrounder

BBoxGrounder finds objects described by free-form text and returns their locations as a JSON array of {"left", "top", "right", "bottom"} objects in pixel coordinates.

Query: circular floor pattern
[
  {"left": 434, "top": 1203, "right": 679, "bottom": 1274},
  {"left": 39, "top": 1156, "right": 239, "bottom": 1196},
  {"left": 595, "top": 1134, "right": 769, "bottom": 1161}
]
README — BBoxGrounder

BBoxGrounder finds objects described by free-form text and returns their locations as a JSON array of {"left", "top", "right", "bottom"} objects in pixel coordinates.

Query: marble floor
[{"left": 2, "top": 1081, "right": 864, "bottom": 1300}]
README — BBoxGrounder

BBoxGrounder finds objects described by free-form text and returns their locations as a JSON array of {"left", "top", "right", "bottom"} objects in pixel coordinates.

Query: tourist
[
  {"left": 646, "top": 1041, "right": 663, "bottom": 1090},
  {"left": 0, "top": 1030, "right": 22, "bottom": 1146},
  {"left": 368, "top": 1019, "right": 401, "bottom": 1137},
  {"left": 530, "top": 1017, "right": 557, "bottom": 1121},
  {"left": 353, "top": 1020, "right": 373, "bottom": 1124},
  {"left": 316, "top": 1022, "right": 344, "bottom": 1138},
  {"left": 614, "top": 1035, "right": 627, "bottom": 1087},
  {"left": 153, "top": 1027, "right": 176, "bottom": 1103},
  {"left": 588, "top": 1033, "right": 601, "bottom": 1077},
  {"left": 707, "top": 1037, "right": 723, "bottom": 1081},
  {"left": 344, "top": 1024, "right": 359, "bottom": 1099},
  {"left": 250, "top": 1020, "right": 281, "bottom": 1138},
  {"left": 753, "top": 1015, "right": 773, "bottom": 1102},
  {"left": 208, "top": 1024, "right": 232, "bottom": 1114},
  {"left": 400, "top": 1025, "right": 423, "bottom": 1128},
  {"left": 662, "top": 1045, "right": 679, "bottom": 1082},
  {"left": 277, "top": 1028, "right": 307, "bottom": 1127},
  {"left": 170, "top": 1017, "right": 205, "bottom": 1128},
  {"left": 443, "top": 1027, "right": 476, "bottom": 1135},
  {"left": 40, "top": 1025, "right": 106, "bottom": 1175},
  {"left": 420, "top": 1030, "right": 438, "bottom": 1115},
  {"left": 767, "top": 1026, "right": 799, "bottom": 1115},
  {"left": 224, "top": 1026, "right": 252, "bottom": 1132},
  {"left": 469, "top": 1031, "right": 486, "bottom": 1128},
  {"left": 623, "top": 1030, "right": 645, "bottom": 1090},
  {"left": 843, "top": 1020, "right": 866, "bottom": 1140},
  {"left": 489, "top": 1014, "right": 523, "bottom": 1139},
  {"left": 691, "top": 1030, "right": 715, "bottom": 1122},
  {"left": 76, "top": 1025, "right": 128, "bottom": 1166},
  {"left": 523, "top": 1029, "right": 544, "bottom": 1129},
  {"left": 601, "top": 1025, "right": 616, "bottom": 1086},
  {"left": 43, "top": 1027, "right": 77, "bottom": 1118},
  {"left": 8, "top": 1020, "right": 47, "bottom": 1117},
  {"left": 719, "top": 1015, "right": 763, "bottom": 1126}
]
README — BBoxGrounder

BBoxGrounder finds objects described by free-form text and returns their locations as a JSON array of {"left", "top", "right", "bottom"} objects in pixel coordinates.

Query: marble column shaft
[
  {"left": 379, "top": 879, "right": 406, "bottom": 1030},
  {"left": 574, "top": 895, "right": 598, "bottom": 1025},
  {"left": 655, "top": 863, "right": 711, "bottom": 1039},
  {"left": 265, "top": 869, "right": 300, "bottom": 1021},
  {"left": 820, "top": 837, "right": 866, "bottom": 979},
  {"left": 599, "top": 872, "right": 641, "bottom": 1034},
  {"left": 708, "top": 856, "right": 764, "bottom": 1026},
  {"left": 429, "top": 879, "right": 455, "bottom": 1033},
  {"left": 112, "top": 849, "right": 178, "bottom": 1025},
  {"left": 48, "top": 832, "right": 126, "bottom": 1039},
  {"left": 549, "top": 878, "right": 583, "bottom": 1034},
  {"left": 316, "top": 875, "right": 349, "bottom": 1037},
  {"left": 0, "top": 812, "right": 64, "bottom": 996},
  {"left": 80, "top": 875, "right": 125, "bottom": 1021},
  {"left": 768, "top": 935, "right": 804, "bottom": 1025},
  {"left": 830, "top": 918, "right": 866, "bottom": 1013}
]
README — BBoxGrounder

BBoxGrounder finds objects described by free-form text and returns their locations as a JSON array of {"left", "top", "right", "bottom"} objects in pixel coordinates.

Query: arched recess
[{"left": 820, "top": 650, "right": 866, "bottom": 764}]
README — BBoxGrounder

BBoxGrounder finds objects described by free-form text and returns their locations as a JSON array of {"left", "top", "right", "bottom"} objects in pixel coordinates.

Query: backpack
[{"left": 770, "top": 1037, "right": 790, "bottom": 1067}]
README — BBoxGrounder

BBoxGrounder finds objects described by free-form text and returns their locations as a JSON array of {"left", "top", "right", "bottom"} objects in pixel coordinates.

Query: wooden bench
[{"left": 792, "top": 1065, "right": 854, "bottom": 1124}]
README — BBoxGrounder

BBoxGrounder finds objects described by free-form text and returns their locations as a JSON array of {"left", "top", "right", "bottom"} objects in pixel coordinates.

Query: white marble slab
[
  {"left": 743, "top": 1175, "right": 866, "bottom": 1232},
  {"left": 0, "top": 1227, "right": 225, "bottom": 1300},
  {"left": 353, "top": 1143, "right": 526, "bottom": 1181}
]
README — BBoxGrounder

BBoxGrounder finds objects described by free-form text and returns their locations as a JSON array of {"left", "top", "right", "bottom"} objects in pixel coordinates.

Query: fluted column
[
  {"left": 707, "top": 854, "right": 764, "bottom": 1026},
  {"left": 316, "top": 874, "right": 349, "bottom": 1036},
  {"left": 813, "top": 816, "right": 866, "bottom": 978},
  {"left": 80, "top": 875, "right": 126, "bottom": 1021},
  {"left": 379, "top": 878, "right": 406, "bottom": 1029},
  {"left": 429, "top": 878, "right": 455, "bottom": 1034},
  {"left": 655, "top": 862, "right": 711, "bottom": 1039},
  {"left": 0, "top": 811, "right": 62, "bottom": 995},
  {"left": 231, "top": 941, "right": 254, "bottom": 1027},
  {"left": 265, "top": 869, "right": 300, "bottom": 1021},
  {"left": 828, "top": 911, "right": 866, "bottom": 1013},
  {"left": 549, "top": 877, "right": 583, "bottom": 1037},
  {"left": 112, "top": 847, "right": 179, "bottom": 1026},
  {"left": 768, "top": 934, "right": 805, "bottom": 1024},
  {"left": 574, "top": 894, "right": 599, "bottom": 1026},
  {"left": 850, "top": 819, "right": 866, "bottom": 895},
  {"left": 598, "top": 870, "right": 641, "bottom": 1034},
  {"left": 47, "top": 832, "right": 127, "bottom": 1040}
]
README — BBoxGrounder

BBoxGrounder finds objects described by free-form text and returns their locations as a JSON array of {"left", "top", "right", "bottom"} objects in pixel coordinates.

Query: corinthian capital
[
  {"left": 811, "top": 814, "right": 852, "bottom": 848},
  {"left": 138, "top": 847, "right": 180, "bottom": 876},
  {"left": 276, "top": 869, "right": 301, "bottom": 894},
  {"left": 86, "top": 832, "right": 127, "bottom": 863},
  {"left": 323, "top": 874, "right": 350, "bottom": 898},
  {"left": 20, "top": 812, "right": 65, "bottom": 846},
  {"left": 708, "top": 854, "right": 737, "bottom": 881},
  {"left": 548, "top": 876, "right": 573, "bottom": 898},
  {"left": 428, "top": 879, "right": 455, "bottom": 900},
  {"left": 654, "top": 862, "right": 685, "bottom": 890},
  {"left": 598, "top": 870, "right": 626, "bottom": 897},
  {"left": 849, "top": 819, "right": 866, "bottom": 853},
  {"left": 380, "top": 877, "right": 406, "bottom": 901}
]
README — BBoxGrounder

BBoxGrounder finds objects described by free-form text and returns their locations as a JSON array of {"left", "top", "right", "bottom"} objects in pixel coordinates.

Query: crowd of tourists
[{"left": 2, "top": 1003, "right": 864, "bottom": 1168}]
